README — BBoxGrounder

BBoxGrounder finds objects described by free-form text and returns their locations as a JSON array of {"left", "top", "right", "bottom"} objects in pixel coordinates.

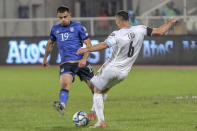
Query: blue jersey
[{"left": 50, "top": 21, "right": 89, "bottom": 63}]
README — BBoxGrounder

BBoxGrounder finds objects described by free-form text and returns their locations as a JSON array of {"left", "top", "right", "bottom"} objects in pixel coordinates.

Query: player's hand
[
  {"left": 42, "top": 60, "right": 50, "bottom": 68},
  {"left": 78, "top": 59, "right": 86, "bottom": 68},
  {"left": 168, "top": 17, "right": 178, "bottom": 24},
  {"left": 77, "top": 48, "right": 88, "bottom": 54}
]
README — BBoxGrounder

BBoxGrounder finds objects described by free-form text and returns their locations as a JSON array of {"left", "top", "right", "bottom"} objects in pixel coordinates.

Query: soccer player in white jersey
[{"left": 77, "top": 10, "right": 178, "bottom": 128}]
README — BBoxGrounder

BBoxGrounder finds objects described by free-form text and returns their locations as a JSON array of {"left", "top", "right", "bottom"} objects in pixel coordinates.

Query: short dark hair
[
  {"left": 57, "top": 6, "right": 70, "bottom": 13},
  {"left": 115, "top": 10, "right": 129, "bottom": 21}
]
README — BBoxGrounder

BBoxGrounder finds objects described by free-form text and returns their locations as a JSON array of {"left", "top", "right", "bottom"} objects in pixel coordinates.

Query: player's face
[
  {"left": 57, "top": 11, "right": 71, "bottom": 26},
  {"left": 115, "top": 16, "right": 121, "bottom": 28}
]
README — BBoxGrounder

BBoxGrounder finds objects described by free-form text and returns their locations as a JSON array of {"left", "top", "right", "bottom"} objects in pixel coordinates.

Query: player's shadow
[{"left": 36, "top": 126, "right": 121, "bottom": 131}]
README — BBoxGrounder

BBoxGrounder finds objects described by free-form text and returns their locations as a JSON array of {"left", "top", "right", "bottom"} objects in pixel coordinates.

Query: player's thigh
[
  {"left": 60, "top": 73, "right": 73, "bottom": 90},
  {"left": 91, "top": 66, "right": 116, "bottom": 91},
  {"left": 105, "top": 69, "right": 128, "bottom": 89},
  {"left": 94, "top": 75, "right": 122, "bottom": 93},
  {"left": 76, "top": 63, "right": 94, "bottom": 81},
  {"left": 105, "top": 77, "right": 122, "bottom": 89},
  {"left": 59, "top": 63, "right": 78, "bottom": 82}
]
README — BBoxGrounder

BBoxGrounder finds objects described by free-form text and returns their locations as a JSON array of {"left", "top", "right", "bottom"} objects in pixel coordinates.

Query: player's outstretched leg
[{"left": 53, "top": 101, "right": 65, "bottom": 115}]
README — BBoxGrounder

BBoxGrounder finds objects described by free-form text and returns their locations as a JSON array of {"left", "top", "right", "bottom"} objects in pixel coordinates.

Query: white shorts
[{"left": 90, "top": 64, "right": 128, "bottom": 91}]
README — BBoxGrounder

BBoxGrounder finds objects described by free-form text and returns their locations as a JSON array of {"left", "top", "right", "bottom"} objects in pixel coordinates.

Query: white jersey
[
  {"left": 91, "top": 25, "right": 152, "bottom": 91},
  {"left": 104, "top": 25, "right": 151, "bottom": 73}
]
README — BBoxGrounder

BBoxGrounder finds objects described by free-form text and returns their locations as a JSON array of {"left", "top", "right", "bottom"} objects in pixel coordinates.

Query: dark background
[{"left": 0, "top": 35, "right": 197, "bottom": 65}]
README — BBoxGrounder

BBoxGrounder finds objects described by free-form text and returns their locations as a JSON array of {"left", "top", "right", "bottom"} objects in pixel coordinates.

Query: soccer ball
[{"left": 72, "top": 111, "right": 89, "bottom": 126}]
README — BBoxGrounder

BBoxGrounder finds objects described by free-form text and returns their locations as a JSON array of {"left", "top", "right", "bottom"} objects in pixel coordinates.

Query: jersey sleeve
[
  {"left": 49, "top": 26, "right": 56, "bottom": 41},
  {"left": 104, "top": 31, "right": 117, "bottom": 47},
  {"left": 79, "top": 24, "right": 89, "bottom": 40},
  {"left": 137, "top": 25, "right": 153, "bottom": 37}
]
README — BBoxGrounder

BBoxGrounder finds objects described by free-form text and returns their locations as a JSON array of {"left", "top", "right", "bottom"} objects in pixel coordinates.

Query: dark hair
[
  {"left": 57, "top": 6, "right": 70, "bottom": 13},
  {"left": 115, "top": 10, "right": 129, "bottom": 21}
]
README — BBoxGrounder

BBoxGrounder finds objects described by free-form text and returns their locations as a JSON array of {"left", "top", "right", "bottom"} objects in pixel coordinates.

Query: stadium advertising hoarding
[{"left": 0, "top": 36, "right": 197, "bottom": 65}]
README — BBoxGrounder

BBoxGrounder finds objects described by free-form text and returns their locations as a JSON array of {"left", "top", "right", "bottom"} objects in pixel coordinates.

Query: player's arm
[
  {"left": 78, "top": 38, "right": 92, "bottom": 67},
  {"left": 152, "top": 18, "right": 178, "bottom": 36},
  {"left": 42, "top": 39, "right": 55, "bottom": 67},
  {"left": 82, "top": 38, "right": 92, "bottom": 59},
  {"left": 87, "top": 42, "right": 109, "bottom": 52},
  {"left": 77, "top": 42, "right": 108, "bottom": 54}
]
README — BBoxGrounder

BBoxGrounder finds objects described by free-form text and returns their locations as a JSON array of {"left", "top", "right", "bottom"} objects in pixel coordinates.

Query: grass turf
[{"left": 0, "top": 67, "right": 197, "bottom": 131}]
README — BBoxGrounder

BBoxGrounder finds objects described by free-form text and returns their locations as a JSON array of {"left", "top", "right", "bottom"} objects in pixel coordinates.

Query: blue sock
[{"left": 59, "top": 89, "right": 69, "bottom": 106}]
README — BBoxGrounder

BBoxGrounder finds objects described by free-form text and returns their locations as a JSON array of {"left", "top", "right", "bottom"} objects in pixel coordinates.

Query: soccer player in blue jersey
[{"left": 42, "top": 6, "right": 94, "bottom": 115}]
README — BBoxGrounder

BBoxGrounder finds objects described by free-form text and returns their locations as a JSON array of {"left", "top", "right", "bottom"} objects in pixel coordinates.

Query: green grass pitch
[{"left": 0, "top": 67, "right": 197, "bottom": 131}]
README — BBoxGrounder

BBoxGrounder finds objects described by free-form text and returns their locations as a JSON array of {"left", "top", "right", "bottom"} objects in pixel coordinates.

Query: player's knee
[
  {"left": 61, "top": 86, "right": 70, "bottom": 91},
  {"left": 94, "top": 87, "right": 102, "bottom": 94},
  {"left": 61, "top": 82, "right": 71, "bottom": 90}
]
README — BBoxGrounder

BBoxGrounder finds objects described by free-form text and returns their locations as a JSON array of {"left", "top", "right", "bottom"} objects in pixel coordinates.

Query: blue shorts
[{"left": 59, "top": 63, "right": 94, "bottom": 82}]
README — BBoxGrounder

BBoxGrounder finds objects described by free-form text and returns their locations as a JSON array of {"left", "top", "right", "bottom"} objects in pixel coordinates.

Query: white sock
[
  {"left": 93, "top": 93, "right": 104, "bottom": 123},
  {"left": 91, "top": 93, "right": 107, "bottom": 112},
  {"left": 91, "top": 103, "right": 95, "bottom": 112},
  {"left": 103, "top": 93, "right": 108, "bottom": 101}
]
